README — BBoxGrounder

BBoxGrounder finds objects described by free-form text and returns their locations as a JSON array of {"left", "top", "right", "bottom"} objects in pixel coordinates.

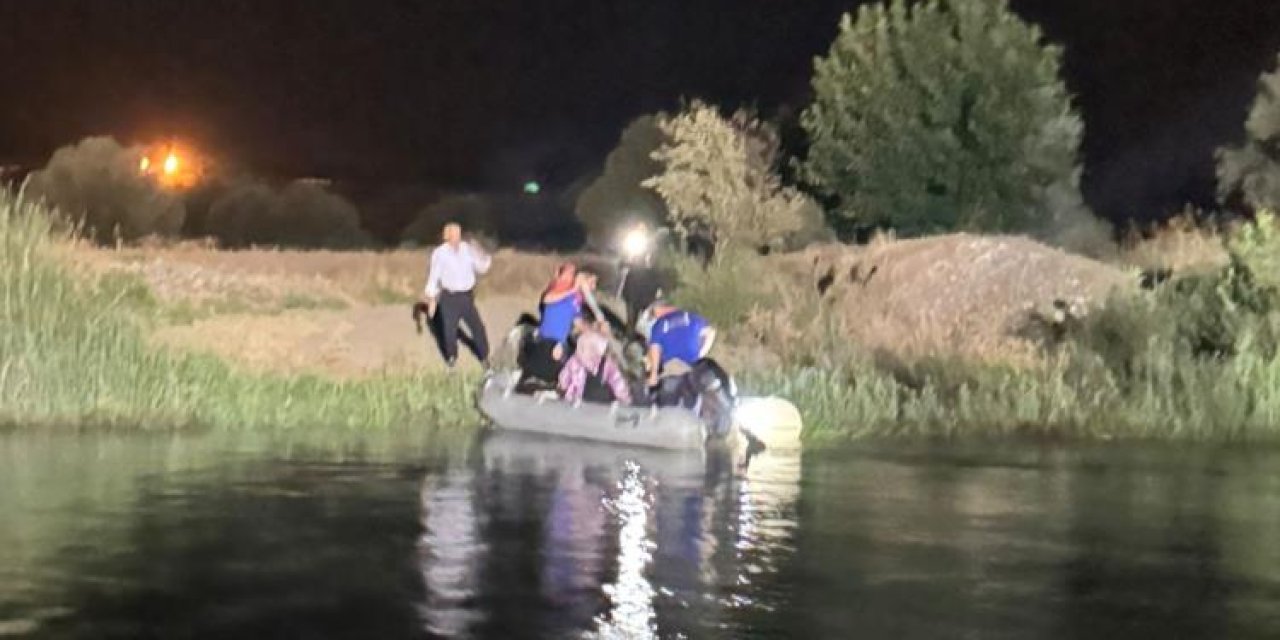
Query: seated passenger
[
  {"left": 638, "top": 300, "right": 716, "bottom": 389},
  {"left": 558, "top": 330, "right": 631, "bottom": 405},
  {"left": 517, "top": 264, "right": 581, "bottom": 388},
  {"left": 538, "top": 263, "right": 583, "bottom": 350}
]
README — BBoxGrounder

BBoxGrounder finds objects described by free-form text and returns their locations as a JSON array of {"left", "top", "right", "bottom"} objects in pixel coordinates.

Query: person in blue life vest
[{"left": 638, "top": 298, "right": 716, "bottom": 389}]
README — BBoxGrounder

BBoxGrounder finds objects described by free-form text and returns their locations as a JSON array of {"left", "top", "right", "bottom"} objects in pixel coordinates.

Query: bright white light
[{"left": 621, "top": 228, "right": 650, "bottom": 259}]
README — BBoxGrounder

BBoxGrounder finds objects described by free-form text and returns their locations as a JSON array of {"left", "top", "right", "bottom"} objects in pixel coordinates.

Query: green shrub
[{"left": 204, "top": 180, "right": 370, "bottom": 249}]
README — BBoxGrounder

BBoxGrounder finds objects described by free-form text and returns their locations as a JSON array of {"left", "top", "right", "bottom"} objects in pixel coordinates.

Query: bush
[
  {"left": 801, "top": 0, "right": 1085, "bottom": 234},
  {"left": 1218, "top": 54, "right": 1280, "bottom": 211},
  {"left": 25, "top": 136, "right": 185, "bottom": 243},
  {"left": 400, "top": 193, "right": 496, "bottom": 246},
  {"left": 645, "top": 101, "right": 815, "bottom": 260},
  {"left": 667, "top": 249, "right": 770, "bottom": 329},
  {"left": 204, "top": 180, "right": 370, "bottom": 248},
  {"left": 574, "top": 115, "right": 669, "bottom": 248}
]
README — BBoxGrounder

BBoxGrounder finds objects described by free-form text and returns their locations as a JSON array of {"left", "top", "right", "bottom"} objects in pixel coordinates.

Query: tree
[
  {"left": 574, "top": 115, "right": 669, "bottom": 248},
  {"left": 1218, "top": 54, "right": 1280, "bottom": 212},
  {"left": 25, "top": 136, "right": 185, "bottom": 243},
  {"left": 400, "top": 193, "right": 496, "bottom": 246},
  {"left": 643, "top": 102, "right": 812, "bottom": 260},
  {"left": 801, "top": 0, "right": 1084, "bottom": 234},
  {"left": 204, "top": 180, "right": 369, "bottom": 248}
]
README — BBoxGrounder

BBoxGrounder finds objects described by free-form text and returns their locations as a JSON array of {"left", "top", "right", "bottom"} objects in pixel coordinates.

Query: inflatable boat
[{"left": 477, "top": 370, "right": 736, "bottom": 451}]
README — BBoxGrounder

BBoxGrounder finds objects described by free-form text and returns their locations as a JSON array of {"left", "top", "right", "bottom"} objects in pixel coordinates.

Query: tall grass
[{"left": 1, "top": 191, "right": 480, "bottom": 431}]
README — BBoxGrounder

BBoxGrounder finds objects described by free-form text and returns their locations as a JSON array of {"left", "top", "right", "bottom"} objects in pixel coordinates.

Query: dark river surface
[{"left": 2, "top": 430, "right": 1280, "bottom": 639}]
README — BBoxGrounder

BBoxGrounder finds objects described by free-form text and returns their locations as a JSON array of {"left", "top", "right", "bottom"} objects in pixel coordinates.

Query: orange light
[
  {"left": 139, "top": 156, "right": 151, "bottom": 174},
  {"left": 163, "top": 153, "right": 179, "bottom": 175}
]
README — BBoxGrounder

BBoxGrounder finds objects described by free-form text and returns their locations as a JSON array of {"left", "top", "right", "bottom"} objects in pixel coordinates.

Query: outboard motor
[{"left": 652, "top": 358, "right": 737, "bottom": 438}]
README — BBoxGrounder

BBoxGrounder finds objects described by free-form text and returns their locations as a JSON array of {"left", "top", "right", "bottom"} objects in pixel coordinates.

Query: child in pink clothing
[{"left": 558, "top": 330, "right": 632, "bottom": 405}]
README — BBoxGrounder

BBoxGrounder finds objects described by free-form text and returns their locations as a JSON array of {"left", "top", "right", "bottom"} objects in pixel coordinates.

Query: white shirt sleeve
[
  {"left": 424, "top": 247, "right": 443, "bottom": 298},
  {"left": 469, "top": 243, "right": 492, "bottom": 275}
]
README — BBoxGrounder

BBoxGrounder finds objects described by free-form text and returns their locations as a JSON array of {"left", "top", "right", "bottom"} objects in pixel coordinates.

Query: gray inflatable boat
[{"left": 477, "top": 370, "right": 738, "bottom": 451}]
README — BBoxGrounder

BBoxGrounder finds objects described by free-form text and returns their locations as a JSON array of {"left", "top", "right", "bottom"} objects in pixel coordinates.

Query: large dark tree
[{"left": 801, "top": 0, "right": 1084, "bottom": 235}]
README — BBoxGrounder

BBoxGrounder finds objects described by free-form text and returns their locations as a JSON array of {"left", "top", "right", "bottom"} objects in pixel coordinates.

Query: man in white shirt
[{"left": 423, "top": 222, "right": 492, "bottom": 367}]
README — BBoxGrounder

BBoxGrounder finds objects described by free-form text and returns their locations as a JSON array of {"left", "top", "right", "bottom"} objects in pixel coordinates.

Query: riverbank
[
  {"left": 1, "top": 193, "right": 481, "bottom": 432},
  {"left": 9, "top": 189, "right": 1280, "bottom": 443}
]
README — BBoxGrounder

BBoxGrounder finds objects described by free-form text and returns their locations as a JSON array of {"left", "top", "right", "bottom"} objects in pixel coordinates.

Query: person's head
[
  {"left": 575, "top": 267, "right": 599, "bottom": 292},
  {"left": 546, "top": 262, "right": 577, "bottom": 294},
  {"left": 441, "top": 222, "right": 462, "bottom": 247}
]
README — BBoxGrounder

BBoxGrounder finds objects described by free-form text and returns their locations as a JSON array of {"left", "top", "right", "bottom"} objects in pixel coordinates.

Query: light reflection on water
[
  {"left": 416, "top": 434, "right": 801, "bottom": 639},
  {"left": 591, "top": 460, "right": 658, "bottom": 640}
]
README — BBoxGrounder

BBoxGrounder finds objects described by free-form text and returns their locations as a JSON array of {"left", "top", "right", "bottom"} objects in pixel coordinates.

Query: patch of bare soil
[
  {"left": 152, "top": 295, "right": 534, "bottom": 378},
  {"left": 776, "top": 234, "right": 1134, "bottom": 363},
  {"left": 67, "top": 243, "right": 568, "bottom": 377}
]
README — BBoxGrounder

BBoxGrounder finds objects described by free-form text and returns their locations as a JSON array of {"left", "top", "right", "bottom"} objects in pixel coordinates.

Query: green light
[{"left": 523, "top": 180, "right": 541, "bottom": 195}]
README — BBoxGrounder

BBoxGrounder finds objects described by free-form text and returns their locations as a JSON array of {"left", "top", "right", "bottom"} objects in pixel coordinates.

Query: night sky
[{"left": 2, "top": 0, "right": 1279, "bottom": 223}]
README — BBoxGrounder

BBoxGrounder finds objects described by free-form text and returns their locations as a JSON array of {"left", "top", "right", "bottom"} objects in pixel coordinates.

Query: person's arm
[
  {"left": 468, "top": 242, "right": 492, "bottom": 275},
  {"left": 579, "top": 287, "right": 610, "bottom": 334},
  {"left": 645, "top": 344, "right": 662, "bottom": 387},
  {"left": 698, "top": 327, "right": 717, "bottom": 359},
  {"left": 423, "top": 248, "right": 442, "bottom": 313}
]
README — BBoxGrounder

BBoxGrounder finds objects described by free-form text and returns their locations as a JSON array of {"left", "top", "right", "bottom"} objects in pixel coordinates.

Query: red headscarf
[{"left": 544, "top": 262, "right": 577, "bottom": 297}]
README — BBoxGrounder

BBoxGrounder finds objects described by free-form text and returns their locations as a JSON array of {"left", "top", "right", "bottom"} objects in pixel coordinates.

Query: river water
[{"left": 2, "top": 430, "right": 1279, "bottom": 639}]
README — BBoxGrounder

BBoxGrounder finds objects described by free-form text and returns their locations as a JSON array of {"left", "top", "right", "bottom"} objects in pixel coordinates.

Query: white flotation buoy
[{"left": 733, "top": 396, "right": 803, "bottom": 452}]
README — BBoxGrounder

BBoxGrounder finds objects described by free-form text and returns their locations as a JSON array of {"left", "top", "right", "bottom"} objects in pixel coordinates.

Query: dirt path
[{"left": 153, "top": 295, "right": 535, "bottom": 378}]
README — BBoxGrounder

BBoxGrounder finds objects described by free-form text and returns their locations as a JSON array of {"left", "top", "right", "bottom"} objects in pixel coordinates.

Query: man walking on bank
[{"left": 423, "top": 222, "right": 491, "bottom": 368}]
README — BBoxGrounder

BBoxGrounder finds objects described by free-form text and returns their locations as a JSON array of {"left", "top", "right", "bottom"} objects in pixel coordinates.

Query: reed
[{"left": 1, "top": 190, "right": 481, "bottom": 432}]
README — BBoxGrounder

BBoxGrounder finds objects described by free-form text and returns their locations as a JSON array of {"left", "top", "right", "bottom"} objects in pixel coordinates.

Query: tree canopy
[
  {"left": 644, "top": 101, "right": 813, "bottom": 259},
  {"left": 801, "top": 0, "right": 1083, "bottom": 234}
]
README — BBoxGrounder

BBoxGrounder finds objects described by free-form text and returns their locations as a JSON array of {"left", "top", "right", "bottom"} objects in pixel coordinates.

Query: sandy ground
[
  {"left": 72, "top": 233, "right": 1136, "bottom": 377},
  {"left": 151, "top": 296, "right": 533, "bottom": 377}
]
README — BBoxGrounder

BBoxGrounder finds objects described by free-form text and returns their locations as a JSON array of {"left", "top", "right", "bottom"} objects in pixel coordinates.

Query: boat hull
[{"left": 477, "top": 373, "right": 730, "bottom": 451}]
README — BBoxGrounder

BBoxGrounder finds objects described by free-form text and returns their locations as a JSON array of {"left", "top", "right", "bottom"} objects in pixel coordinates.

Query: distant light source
[
  {"left": 138, "top": 157, "right": 151, "bottom": 174},
  {"left": 522, "top": 180, "right": 541, "bottom": 195},
  {"left": 621, "top": 226, "right": 650, "bottom": 259},
  {"left": 163, "top": 153, "right": 180, "bottom": 176}
]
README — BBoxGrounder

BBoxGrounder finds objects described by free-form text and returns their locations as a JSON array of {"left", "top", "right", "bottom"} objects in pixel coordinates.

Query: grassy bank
[
  {"left": 1, "top": 191, "right": 480, "bottom": 431},
  {"left": 681, "top": 232, "right": 1280, "bottom": 443}
]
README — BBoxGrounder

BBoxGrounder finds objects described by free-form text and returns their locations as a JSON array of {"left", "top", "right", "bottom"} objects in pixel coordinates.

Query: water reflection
[
  {"left": 592, "top": 460, "right": 657, "bottom": 640},
  {"left": 418, "top": 469, "right": 484, "bottom": 638},
  {"left": 416, "top": 433, "right": 803, "bottom": 639}
]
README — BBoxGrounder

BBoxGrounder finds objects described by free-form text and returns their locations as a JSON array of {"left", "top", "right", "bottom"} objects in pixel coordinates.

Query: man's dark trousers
[{"left": 437, "top": 290, "right": 489, "bottom": 365}]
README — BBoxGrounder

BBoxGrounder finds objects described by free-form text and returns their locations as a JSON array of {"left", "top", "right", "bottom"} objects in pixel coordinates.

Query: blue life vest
[
  {"left": 538, "top": 293, "right": 581, "bottom": 343},
  {"left": 649, "top": 310, "right": 708, "bottom": 367}
]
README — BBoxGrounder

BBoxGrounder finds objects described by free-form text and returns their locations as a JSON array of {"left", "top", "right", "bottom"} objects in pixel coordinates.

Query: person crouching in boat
[
  {"left": 558, "top": 329, "right": 631, "bottom": 405},
  {"left": 639, "top": 299, "right": 716, "bottom": 389}
]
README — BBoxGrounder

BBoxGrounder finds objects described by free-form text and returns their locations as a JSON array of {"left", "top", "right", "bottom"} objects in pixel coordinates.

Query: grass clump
[{"left": 1, "top": 190, "right": 479, "bottom": 431}]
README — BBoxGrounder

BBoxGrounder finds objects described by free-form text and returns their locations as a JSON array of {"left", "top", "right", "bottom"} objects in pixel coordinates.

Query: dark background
[{"left": 2, "top": 0, "right": 1279, "bottom": 228}]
